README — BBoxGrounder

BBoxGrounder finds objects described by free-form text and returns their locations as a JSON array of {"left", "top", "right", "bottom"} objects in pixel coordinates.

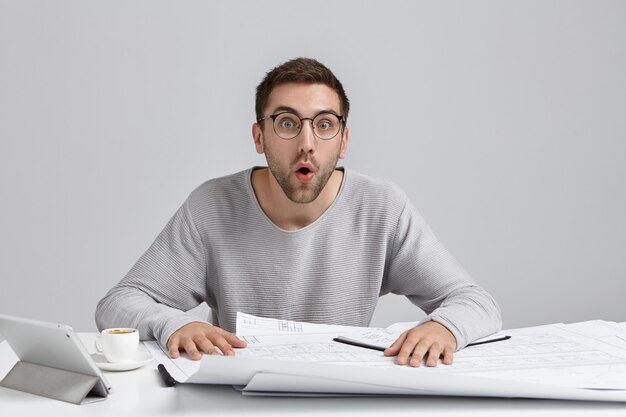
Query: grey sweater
[{"left": 96, "top": 168, "right": 502, "bottom": 349}]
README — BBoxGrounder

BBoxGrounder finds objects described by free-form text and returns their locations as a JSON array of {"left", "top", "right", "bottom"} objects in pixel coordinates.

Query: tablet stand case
[{"left": 0, "top": 361, "right": 105, "bottom": 405}]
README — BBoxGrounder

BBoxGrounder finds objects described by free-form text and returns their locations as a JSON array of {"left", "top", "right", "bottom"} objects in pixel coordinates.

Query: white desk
[{"left": 1, "top": 334, "right": 625, "bottom": 417}]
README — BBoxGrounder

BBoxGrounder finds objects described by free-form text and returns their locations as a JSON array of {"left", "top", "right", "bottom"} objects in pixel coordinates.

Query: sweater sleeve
[
  {"left": 95, "top": 199, "right": 210, "bottom": 348},
  {"left": 384, "top": 199, "right": 502, "bottom": 350}
]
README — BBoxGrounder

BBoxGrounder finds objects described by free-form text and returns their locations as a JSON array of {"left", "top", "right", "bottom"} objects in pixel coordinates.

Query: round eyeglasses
[{"left": 257, "top": 111, "right": 345, "bottom": 140}]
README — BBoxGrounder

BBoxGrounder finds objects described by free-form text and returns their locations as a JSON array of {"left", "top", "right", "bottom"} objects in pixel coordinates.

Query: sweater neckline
[{"left": 245, "top": 166, "right": 348, "bottom": 234}]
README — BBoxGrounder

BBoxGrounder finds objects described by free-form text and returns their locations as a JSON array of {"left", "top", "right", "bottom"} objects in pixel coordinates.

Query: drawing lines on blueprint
[
  {"left": 239, "top": 317, "right": 303, "bottom": 333},
  {"left": 452, "top": 332, "right": 626, "bottom": 373},
  {"left": 236, "top": 340, "right": 393, "bottom": 365}
]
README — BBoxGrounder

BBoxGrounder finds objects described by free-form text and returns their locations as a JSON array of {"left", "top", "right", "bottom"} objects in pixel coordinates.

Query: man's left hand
[{"left": 384, "top": 321, "right": 457, "bottom": 367}]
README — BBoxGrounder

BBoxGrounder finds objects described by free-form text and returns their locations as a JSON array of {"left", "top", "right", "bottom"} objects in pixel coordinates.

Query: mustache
[{"left": 293, "top": 156, "right": 317, "bottom": 168}]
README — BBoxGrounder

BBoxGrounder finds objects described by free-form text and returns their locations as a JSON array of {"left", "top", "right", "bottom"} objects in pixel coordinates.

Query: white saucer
[{"left": 91, "top": 351, "right": 154, "bottom": 372}]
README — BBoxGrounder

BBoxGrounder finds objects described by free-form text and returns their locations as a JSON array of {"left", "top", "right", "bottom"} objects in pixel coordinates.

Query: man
[{"left": 96, "top": 58, "right": 501, "bottom": 368}]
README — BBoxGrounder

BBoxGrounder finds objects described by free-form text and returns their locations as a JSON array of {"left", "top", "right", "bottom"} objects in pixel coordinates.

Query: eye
[
  {"left": 276, "top": 114, "right": 299, "bottom": 130},
  {"left": 313, "top": 113, "right": 339, "bottom": 132},
  {"left": 280, "top": 119, "right": 294, "bottom": 129},
  {"left": 317, "top": 120, "right": 331, "bottom": 130}
]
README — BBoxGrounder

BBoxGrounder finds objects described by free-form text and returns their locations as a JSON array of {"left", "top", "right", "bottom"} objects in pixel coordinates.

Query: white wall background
[{"left": 1, "top": 0, "right": 624, "bottom": 331}]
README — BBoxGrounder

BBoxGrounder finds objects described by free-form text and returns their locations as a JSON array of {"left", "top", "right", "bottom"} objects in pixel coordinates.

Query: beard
[{"left": 264, "top": 146, "right": 340, "bottom": 204}]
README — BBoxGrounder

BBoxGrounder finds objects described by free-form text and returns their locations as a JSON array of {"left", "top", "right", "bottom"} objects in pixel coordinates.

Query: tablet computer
[{"left": 0, "top": 313, "right": 111, "bottom": 403}]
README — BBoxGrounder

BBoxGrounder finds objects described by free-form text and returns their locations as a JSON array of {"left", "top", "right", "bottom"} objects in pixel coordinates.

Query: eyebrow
[{"left": 270, "top": 106, "right": 341, "bottom": 117}]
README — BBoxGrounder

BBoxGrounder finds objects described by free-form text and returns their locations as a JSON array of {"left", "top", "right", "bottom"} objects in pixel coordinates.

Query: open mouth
[{"left": 295, "top": 164, "right": 315, "bottom": 182}]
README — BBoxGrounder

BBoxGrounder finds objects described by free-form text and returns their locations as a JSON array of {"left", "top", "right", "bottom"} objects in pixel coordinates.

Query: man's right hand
[{"left": 166, "top": 322, "right": 247, "bottom": 360}]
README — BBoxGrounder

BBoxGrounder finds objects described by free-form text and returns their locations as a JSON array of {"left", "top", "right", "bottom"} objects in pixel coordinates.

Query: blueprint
[{"left": 144, "top": 313, "right": 626, "bottom": 401}]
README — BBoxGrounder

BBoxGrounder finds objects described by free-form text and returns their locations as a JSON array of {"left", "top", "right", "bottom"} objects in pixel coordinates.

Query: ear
[
  {"left": 252, "top": 123, "right": 265, "bottom": 154},
  {"left": 338, "top": 127, "right": 349, "bottom": 159}
]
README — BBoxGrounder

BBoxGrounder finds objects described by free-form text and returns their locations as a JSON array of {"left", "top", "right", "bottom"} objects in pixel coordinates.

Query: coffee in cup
[
  {"left": 104, "top": 329, "right": 136, "bottom": 335},
  {"left": 95, "top": 327, "right": 139, "bottom": 363}
]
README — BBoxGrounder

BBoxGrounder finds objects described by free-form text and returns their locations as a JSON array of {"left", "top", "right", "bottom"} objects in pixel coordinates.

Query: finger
[
  {"left": 182, "top": 338, "right": 203, "bottom": 361},
  {"left": 441, "top": 346, "right": 454, "bottom": 365},
  {"left": 384, "top": 332, "right": 408, "bottom": 357},
  {"left": 211, "top": 335, "right": 235, "bottom": 356},
  {"left": 397, "top": 335, "right": 421, "bottom": 365},
  {"left": 193, "top": 335, "right": 217, "bottom": 355},
  {"left": 220, "top": 330, "right": 247, "bottom": 349},
  {"left": 424, "top": 344, "right": 443, "bottom": 367},
  {"left": 408, "top": 341, "right": 430, "bottom": 368},
  {"left": 167, "top": 336, "right": 181, "bottom": 359}
]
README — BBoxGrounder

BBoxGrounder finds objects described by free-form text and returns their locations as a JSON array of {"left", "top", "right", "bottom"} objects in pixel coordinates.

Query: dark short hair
[{"left": 255, "top": 57, "right": 350, "bottom": 123}]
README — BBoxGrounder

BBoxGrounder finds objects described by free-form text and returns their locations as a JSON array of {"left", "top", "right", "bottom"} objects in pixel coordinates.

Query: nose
[{"left": 297, "top": 119, "right": 316, "bottom": 154}]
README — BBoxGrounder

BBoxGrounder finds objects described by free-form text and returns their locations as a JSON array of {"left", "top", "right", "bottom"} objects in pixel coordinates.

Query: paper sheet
[
  {"left": 144, "top": 341, "right": 198, "bottom": 382},
  {"left": 145, "top": 313, "right": 626, "bottom": 397},
  {"left": 235, "top": 312, "right": 368, "bottom": 336}
]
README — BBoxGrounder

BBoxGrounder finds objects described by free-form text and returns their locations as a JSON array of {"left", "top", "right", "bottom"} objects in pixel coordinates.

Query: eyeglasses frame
[{"left": 257, "top": 111, "right": 346, "bottom": 140}]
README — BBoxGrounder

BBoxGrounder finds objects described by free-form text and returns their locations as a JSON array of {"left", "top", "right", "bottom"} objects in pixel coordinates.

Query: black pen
[
  {"left": 333, "top": 335, "right": 511, "bottom": 352},
  {"left": 466, "top": 335, "right": 511, "bottom": 347},
  {"left": 333, "top": 336, "right": 386, "bottom": 352},
  {"left": 158, "top": 363, "right": 178, "bottom": 387}
]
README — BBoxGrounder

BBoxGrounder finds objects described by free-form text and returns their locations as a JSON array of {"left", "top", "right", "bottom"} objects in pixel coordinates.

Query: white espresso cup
[{"left": 95, "top": 328, "right": 140, "bottom": 363}]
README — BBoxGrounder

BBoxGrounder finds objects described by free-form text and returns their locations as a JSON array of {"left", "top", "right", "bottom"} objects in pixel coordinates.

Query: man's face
[{"left": 253, "top": 83, "right": 349, "bottom": 204}]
